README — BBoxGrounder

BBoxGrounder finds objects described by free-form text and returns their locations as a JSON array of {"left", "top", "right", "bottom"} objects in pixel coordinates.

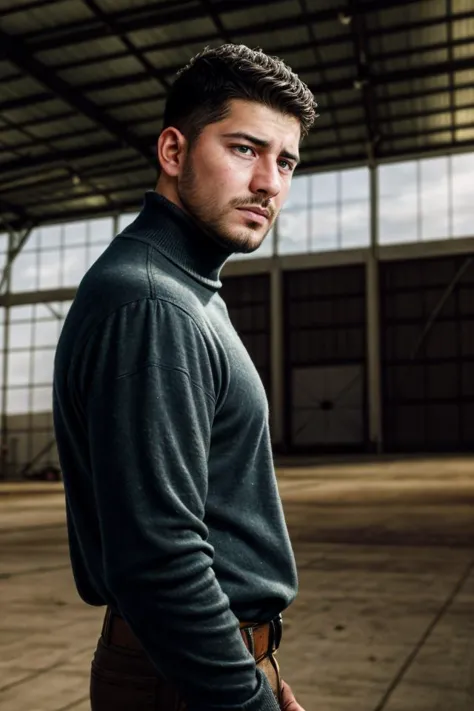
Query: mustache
[{"left": 230, "top": 196, "right": 275, "bottom": 218}]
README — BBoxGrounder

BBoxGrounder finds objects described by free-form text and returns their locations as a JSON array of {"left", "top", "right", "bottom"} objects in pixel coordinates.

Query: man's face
[{"left": 177, "top": 99, "right": 301, "bottom": 254}]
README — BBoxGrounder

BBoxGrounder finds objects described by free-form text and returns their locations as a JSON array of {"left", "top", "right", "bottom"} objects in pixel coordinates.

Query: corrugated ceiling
[{"left": 0, "top": 0, "right": 473, "bottom": 228}]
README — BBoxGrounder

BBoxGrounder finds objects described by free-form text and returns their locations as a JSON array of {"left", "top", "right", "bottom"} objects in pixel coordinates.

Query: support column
[
  {"left": 366, "top": 164, "right": 383, "bottom": 452},
  {"left": 0, "top": 232, "right": 13, "bottom": 479},
  {"left": 270, "top": 218, "right": 284, "bottom": 449},
  {"left": 0, "top": 226, "right": 32, "bottom": 479}
]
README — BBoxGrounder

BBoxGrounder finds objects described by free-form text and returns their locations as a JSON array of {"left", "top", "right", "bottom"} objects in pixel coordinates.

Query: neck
[
  {"left": 155, "top": 177, "right": 185, "bottom": 214},
  {"left": 122, "top": 191, "right": 231, "bottom": 290}
]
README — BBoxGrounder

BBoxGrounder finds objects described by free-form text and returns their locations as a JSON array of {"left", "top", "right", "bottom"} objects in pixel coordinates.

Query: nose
[{"left": 249, "top": 157, "right": 281, "bottom": 200}]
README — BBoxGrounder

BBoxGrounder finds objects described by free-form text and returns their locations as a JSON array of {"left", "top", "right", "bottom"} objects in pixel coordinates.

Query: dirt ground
[{"left": 0, "top": 456, "right": 473, "bottom": 710}]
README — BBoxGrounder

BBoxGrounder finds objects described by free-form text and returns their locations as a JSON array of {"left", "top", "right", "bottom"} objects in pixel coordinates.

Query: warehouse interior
[{"left": 0, "top": 1, "right": 473, "bottom": 710}]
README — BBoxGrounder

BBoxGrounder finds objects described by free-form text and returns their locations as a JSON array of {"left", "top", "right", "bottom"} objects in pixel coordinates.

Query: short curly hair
[{"left": 162, "top": 44, "right": 317, "bottom": 143}]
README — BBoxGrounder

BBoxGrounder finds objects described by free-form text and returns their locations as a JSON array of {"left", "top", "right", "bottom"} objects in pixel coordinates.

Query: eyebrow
[{"left": 222, "top": 131, "right": 300, "bottom": 165}]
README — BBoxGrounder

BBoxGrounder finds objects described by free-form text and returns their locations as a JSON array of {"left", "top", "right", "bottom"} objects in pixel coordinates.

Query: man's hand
[{"left": 280, "top": 680, "right": 306, "bottom": 711}]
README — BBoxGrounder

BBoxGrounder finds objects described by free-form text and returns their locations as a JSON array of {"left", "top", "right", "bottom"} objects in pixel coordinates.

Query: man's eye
[
  {"left": 279, "top": 159, "right": 293, "bottom": 171},
  {"left": 234, "top": 145, "right": 254, "bottom": 156}
]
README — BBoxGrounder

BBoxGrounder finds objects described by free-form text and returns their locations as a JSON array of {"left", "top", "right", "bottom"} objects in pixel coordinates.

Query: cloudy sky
[{"left": 2, "top": 151, "right": 474, "bottom": 415}]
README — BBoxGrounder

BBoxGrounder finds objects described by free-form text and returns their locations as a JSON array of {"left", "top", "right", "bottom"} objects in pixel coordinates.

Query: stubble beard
[{"left": 177, "top": 156, "right": 273, "bottom": 254}]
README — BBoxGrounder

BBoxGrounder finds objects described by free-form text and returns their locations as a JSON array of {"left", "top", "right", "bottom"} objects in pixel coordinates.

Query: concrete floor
[{"left": 0, "top": 456, "right": 473, "bottom": 711}]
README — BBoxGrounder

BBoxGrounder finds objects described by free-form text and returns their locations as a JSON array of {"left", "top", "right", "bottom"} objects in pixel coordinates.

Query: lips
[{"left": 236, "top": 206, "right": 270, "bottom": 221}]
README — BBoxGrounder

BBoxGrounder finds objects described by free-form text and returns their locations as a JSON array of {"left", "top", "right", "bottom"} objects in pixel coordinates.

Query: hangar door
[{"left": 284, "top": 265, "right": 367, "bottom": 452}]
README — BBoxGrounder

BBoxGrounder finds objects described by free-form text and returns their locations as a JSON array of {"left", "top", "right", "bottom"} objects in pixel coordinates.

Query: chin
[
  {"left": 211, "top": 219, "right": 268, "bottom": 254},
  {"left": 234, "top": 228, "right": 266, "bottom": 252}
]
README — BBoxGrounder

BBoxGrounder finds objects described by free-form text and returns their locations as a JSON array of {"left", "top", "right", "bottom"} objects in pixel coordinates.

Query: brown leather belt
[{"left": 102, "top": 607, "right": 283, "bottom": 664}]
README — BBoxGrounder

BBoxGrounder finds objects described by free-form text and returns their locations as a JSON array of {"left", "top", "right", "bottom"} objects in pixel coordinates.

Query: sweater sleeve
[{"left": 79, "top": 298, "right": 280, "bottom": 711}]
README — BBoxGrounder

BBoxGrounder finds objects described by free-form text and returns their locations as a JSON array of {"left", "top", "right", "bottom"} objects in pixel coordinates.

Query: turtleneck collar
[{"left": 121, "top": 191, "right": 233, "bottom": 290}]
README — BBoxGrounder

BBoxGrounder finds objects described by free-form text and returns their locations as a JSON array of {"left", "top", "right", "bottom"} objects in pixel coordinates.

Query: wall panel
[
  {"left": 380, "top": 254, "right": 474, "bottom": 451},
  {"left": 220, "top": 274, "right": 271, "bottom": 398},
  {"left": 283, "top": 265, "right": 367, "bottom": 452}
]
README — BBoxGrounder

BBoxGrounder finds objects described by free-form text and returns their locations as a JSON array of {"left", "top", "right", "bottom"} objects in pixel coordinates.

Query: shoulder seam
[
  {"left": 82, "top": 295, "right": 213, "bottom": 354},
  {"left": 115, "top": 361, "right": 216, "bottom": 405}
]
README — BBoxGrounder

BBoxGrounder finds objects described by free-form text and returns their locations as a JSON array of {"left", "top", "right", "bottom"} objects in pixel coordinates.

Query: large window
[
  {"left": 11, "top": 217, "right": 113, "bottom": 293},
  {"left": 278, "top": 167, "right": 370, "bottom": 254},
  {"left": 6, "top": 302, "right": 72, "bottom": 416},
  {"left": 3, "top": 302, "right": 73, "bottom": 478},
  {"left": 379, "top": 152, "right": 474, "bottom": 244}
]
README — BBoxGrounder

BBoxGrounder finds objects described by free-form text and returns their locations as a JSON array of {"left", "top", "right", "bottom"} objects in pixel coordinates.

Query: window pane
[
  {"left": 35, "top": 304, "right": 60, "bottom": 320},
  {"left": 341, "top": 201, "right": 370, "bottom": 247},
  {"left": 420, "top": 156, "right": 449, "bottom": 241},
  {"left": 22, "top": 228, "right": 41, "bottom": 251},
  {"left": 342, "top": 168, "right": 369, "bottom": 201},
  {"left": 118, "top": 213, "right": 139, "bottom": 233},
  {"left": 32, "top": 386, "right": 52, "bottom": 412},
  {"left": 33, "top": 349, "right": 54, "bottom": 385},
  {"left": 8, "top": 351, "right": 30, "bottom": 385},
  {"left": 88, "top": 217, "right": 113, "bottom": 243},
  {"left": 40, "top": 224, "right": 61, "bottom": 249},
  {"left": 11, "top": 305, "right": 34, "bottom": 322},
  {"left": 9, "top": 322, "right": 32, "bottom": 349},
  {"left": 87, "top": 243, "right": 109, "bottom": 269},
  {"left": 279, "top": 210, "right": 309, "bottom": 254},
  {"left": 39, "top": 250, "right": 61, "bottom": 289},
  {"left": 35, "top": 320, "right": 59, "bottom": 348},
  {"left": 310, "top": 205, "right": 338, "bottom": 251},
  {"left": 61, "top": 246, "right": 87, "bottom": 287},
  {"left": 311, "top": 172, "right": 338, "bottom": 204},
  {"left": 379, "top": 161, "right": 418, "bottom": 244},
  {"left": 7, "top": 387, "right": 30, "bottom": 414},
  {"left": 452, "top": 152, "right": 474, "bottom": 238},
  {"left": 11, "top": 251, "right": 39, "bottom": 292},
  {"left": 60, "top": 301, "right": 73, "bottom": 318},
  {"left": 285, "top": 175, "right": 310, "bottom": 209},
  {"left": 64, "top": 221, "right": 86, "bottom": 246}
]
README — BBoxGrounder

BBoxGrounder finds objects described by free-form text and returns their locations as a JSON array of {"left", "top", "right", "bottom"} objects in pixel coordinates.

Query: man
[{"left": 53, "top": 44, "right": 317, "bottom": 711}]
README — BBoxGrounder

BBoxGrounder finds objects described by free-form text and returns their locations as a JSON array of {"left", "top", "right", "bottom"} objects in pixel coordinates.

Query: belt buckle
[
  {"left": 242, "top": 626, "right": 255, "bottom": 658},
  {"left": 270, "top": 613, "right": 283, "bottom": 652}
]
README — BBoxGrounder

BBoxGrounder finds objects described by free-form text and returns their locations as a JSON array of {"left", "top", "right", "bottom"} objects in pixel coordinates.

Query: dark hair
[{"left": 162, "top": 44, "right": 317, "bottom": 143}]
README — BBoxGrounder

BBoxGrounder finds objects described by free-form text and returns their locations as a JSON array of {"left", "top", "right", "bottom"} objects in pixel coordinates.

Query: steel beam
[
  {"left": 366, "top": 166, "right": 382, "bottom": 451},
  {"left": 298, "top": 0, "right": 345, "bottom": 148},
  {"left": 3, "top": 52, "right": 471, "bottom": 117},
  {"left": 0, "top": 159, "right": 147, "bottom": 196},
  {"left": 1, "top": 169, "right": 145, "bottom": 200},
  {"left": 0, "top": 287, "right": 77, "bottom": 308},
  {"left": 19, "top": 24, "right": 471, "bottom": 87},
  {"left": 6, "top": 96, "right": 474, "bottom": 154},
  {"left": 0, "top": 0, "right": 60, "bottom": 17},
  {"left": 8, "top": 115, "right": 474, "bottom": 176},
  {"left": 0, "top": 28, "right": 154, "bottom": 168},
  {"left": 2, "top": 50, "right": 473, "bottom": 118},
  {"left": 24, "top": 0, "right": 421, "bottom": 52},
  {"left": 17, "top": 178, "right": 149, "bottom": 208},
  {"left": 0, "top": 141, "right": 128, "bottom": 176},
  {"left": 81, "top": 0, "right": 171, "bottom": 92},
  {"left": 200, "top": 0, "right": 233, "bottom": 43},
  {"left": 0, "top": 227, "right": 33, "bottom": 294},
  {"left": 0, "top": 197, "right": 32, "bottom": 225},
  {"left": 348, "top": 0, "right": 380, "bottom": 160}
]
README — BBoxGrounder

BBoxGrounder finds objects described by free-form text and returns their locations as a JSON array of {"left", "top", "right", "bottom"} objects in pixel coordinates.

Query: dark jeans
[{"left": 90, "top": 634, "right": 282, "bottom": 710}]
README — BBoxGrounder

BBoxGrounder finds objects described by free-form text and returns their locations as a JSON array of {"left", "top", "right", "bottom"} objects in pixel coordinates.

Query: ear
[{"left": 157, "top": 127, "right": 187, "bottom": 177}]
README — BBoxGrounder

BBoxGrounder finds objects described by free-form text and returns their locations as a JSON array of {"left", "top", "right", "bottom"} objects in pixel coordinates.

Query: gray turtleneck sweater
[{"left": 53, "top": 192, "right": 298, "bottom": 711}]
